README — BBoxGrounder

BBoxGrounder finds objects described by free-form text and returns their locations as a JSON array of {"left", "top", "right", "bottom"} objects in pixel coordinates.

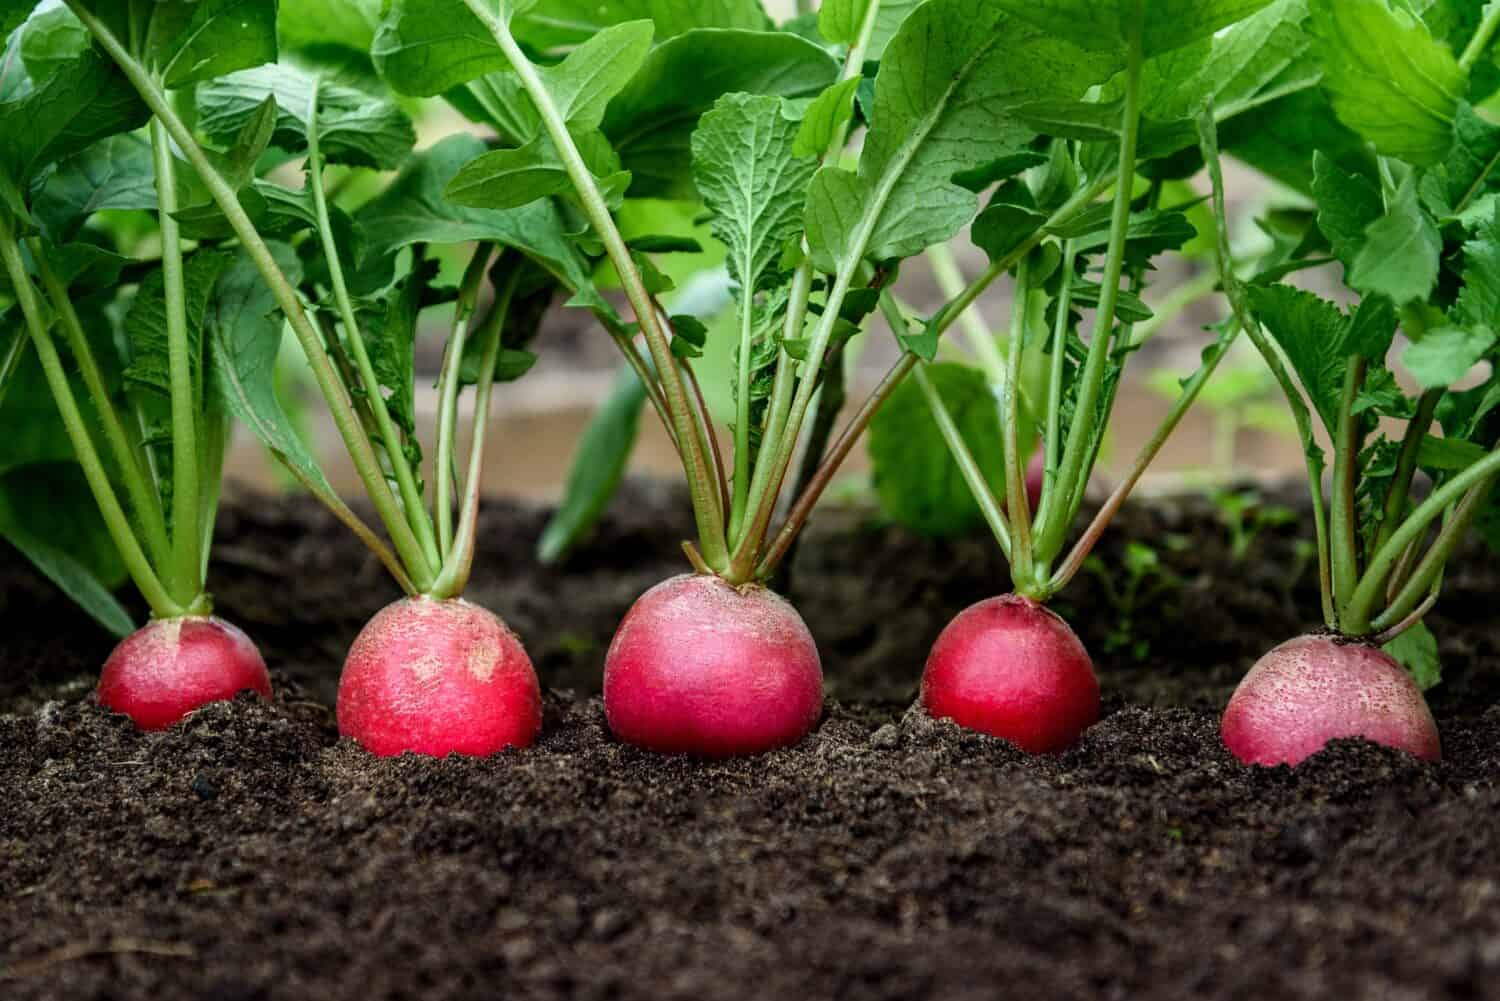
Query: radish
[
  {"left": 1221, "top": 635, "right": 1440, "bottom": 766},
  {"left": 604, "top": 574, "right": 822, "bottom": 757},
  {"left": 338, "top": 598, "right": 542, "bottom": 758},
  {"left": 96, "top": 617, "right": 271, "bottom": 731},
  {"left": 922, "top": 595, "right": 1099, "bottom": 753}
]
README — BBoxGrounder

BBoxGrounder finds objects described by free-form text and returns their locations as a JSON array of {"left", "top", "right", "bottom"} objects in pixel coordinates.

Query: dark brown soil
[{"left": 3, "top": 481, "right": 1499, "bottom": 1000}]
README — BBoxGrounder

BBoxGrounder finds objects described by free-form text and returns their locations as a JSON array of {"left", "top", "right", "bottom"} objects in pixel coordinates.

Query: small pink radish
[
  {"left": 97, "top": 617, "right": 271, "bottom": 731},
  {"left": 1222, "top": 634, "right": 1440, "bottom": 766},
  {"left": 604, "top": 574, "right": 823, "bottom": 756},
  {"left": 922, "top": 594, "right": 1099, "bottom": 753},
  {"left": 337, "top": 597, "right": 542, "bottom": 757}
]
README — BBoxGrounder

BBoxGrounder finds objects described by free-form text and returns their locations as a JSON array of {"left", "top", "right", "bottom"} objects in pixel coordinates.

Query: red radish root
[
  {"left": 922, "top": 594, "right": 1099, "bottom": 753},
  {"left": 604, "top": 574, "right": 823, "bottom": 756},
  {"left": 1221, "top": 634, "right": 1440, "bottom": 766},
  {"left": 97, "top": 616, "right": 271, "bottom": 730},
  {"left": 337, "top": 597, "right": 541, "bottom": 757}
]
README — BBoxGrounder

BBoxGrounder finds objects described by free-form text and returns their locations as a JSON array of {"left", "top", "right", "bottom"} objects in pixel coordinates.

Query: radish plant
[
  {"left": 42, "top": 0, "right": 591, "bottom": 754},
  {"left": 889, "top": 0, "right": 1319, "bottom": 752},
  {"left": 1, "top": 1, "right": 274, "bottom": 727},
  {"left": 372, "top": 0, "right": 1223, "bottom": 755},
  {"left": 1201, "top": 0, "right": 1500, "bottom": 766}
]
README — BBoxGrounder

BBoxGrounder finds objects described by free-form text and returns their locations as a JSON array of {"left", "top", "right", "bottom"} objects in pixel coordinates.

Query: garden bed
[{"left": 3, "top": 482, "right": 1499, "bottom": 1000}]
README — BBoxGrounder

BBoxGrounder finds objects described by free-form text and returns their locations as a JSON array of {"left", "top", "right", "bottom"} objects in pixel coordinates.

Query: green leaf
[
  {"left": 806, "top": 0, "right": 1114, "bottom": 275},
  {"left": 19, "top": 4, "right": 90, "bottom": 82},
  {"left": 1221, "top": 88, "right": 1366, "bottom": 195},
  {"left": 1054, "top": 208, "right": 1199, "bottom": 266},
  {"left": 1422, "top": 103, "right": 1500, "bottom": 223},
  {"left": 868, "top": 362, "right": 1007, "bottom": 538},
  {"left": 794, "top": 77, "right": 861, "bottom": 158},
  {"left": 540, "top": 19, "right": 656, "bottom": 132},
  {"left": 0, "top": 352, "right": 70, "bottom": 476},
  {"left": 994, "top": 0, "right": 1279, "bottom": 58},
  {"left": 515, "top": 0, "right": 770, "bottom": 49},
  {"left": 31, "top": 133, "right": 157, "bottom": 242},
  {"left": 1383, "top": 620, "right": 1441, "bottom": 691},
  {"left": 971, "top": 186, "right": 1048, "bottom": 265},
  {"left": 1416, "top": 434, "right": 1489, "bottom": 471},
  {"left": 1308, "top": 0, "right": 1465, "bottom": 166},
  {"left": 2, "top": 1, "right": 35, "bottom": 41},
  {"left": 1248, "top": 283, "right": 1350, "bottom": 435},
  {"left": 196, "top": 61, "right": 416, "bottom": 170},
  {"left": 1141, "top": 0, "right": 1317, "bottom": 125},
  {"left": 373, "top": 0, "right": 511, "bottom": 96},
  {"left": 692, "top": 93, "right": 818, "bottom": 296},
  {"left": 144, "top": 0, "right": 278, "bottom": 88},
  {"left": 1403, "top": 325, "right": 1497, "bottom": 389},
  {"left": 444, "top": 134, "right": 575, "bottom": 209},
  {"left": 0, "top": 464, "right": 133, "bottom": 638},
  {"left": 0, "top": 44, "right": 149, "bottom": 199},
  {"left": 278, "top": 0, "right": 382, "bottom": 54},
  {"left": 1454, "top": 211, "right": 1500, "bottom": 329},
  {"left": 1348, "top": 177, "right": 1442, "bottom": 306},
  {"left": 356, "top": 134, "right": 596, "bottom": 297},
  {"left": 204, "top": 244, "right": 339, "bottom": 506},
  {"left": 122, "top": 251, "right": 235, "bottom": 403},
  {"left": 601, "top": 29, "right": 840, "bottom": 199},
  {"left": 1310, "top": 151, "right": 1382, "bottom": 270},
  {"left": 537, "top": 364, "right": 646, "bottom": 563},
  {"left": 359, "top": 256, "right": 433, "bottom": 475},
  {"left": 818, "top": 0, "right": 928, "bottom": 60}
]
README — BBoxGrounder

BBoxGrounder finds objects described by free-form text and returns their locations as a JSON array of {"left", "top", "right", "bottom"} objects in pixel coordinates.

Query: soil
[{"left": 3, "top": 481, "right": 1500, "bottom": 1001}]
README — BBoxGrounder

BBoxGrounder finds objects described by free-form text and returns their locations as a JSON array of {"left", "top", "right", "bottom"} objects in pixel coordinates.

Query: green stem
[
  {"left": 31, "top": 242, "right": 173, "bottom": 573},
  {"left": 1369, "top": 484, "right": 1489, "bottom": 635},
  {"left": 1049, "top": 322, "right": 1239, "bottom": 596},
  {"left": 1196, "top": 107, "right": 1337, "bottom": 628},
  {"left": 306, "top": 79, "right": 442, "bottom": 573},
  {"left": 1346, "top": 449, "right": 1500, "bottom": 634},
  {"left": 0, "top": 325, "right": 23, "bottom": 406},
  {"left": 732, "top": 264, "right": 810, "bottom": 553},
  {"left": 927, "top": 244, "right": 1003, "bottom": 383},
  {"left": 65, "top": 0, "right": 437, "bottom": 591},
  {"left": 729, "top": 267, "right": 757, "bottom": 539},
  {"left": 1330, "top": 356, "right": 1367, "bottom": 615},
  {"left": 0, "top": 223, "right": 183, "bottom": 618},
  {"left": 435, "top": 243, "right": 495, "bottom": 557},
  {"left": 755, "top": 353, "right": 915, "bottom": 580},
  {"left": 1035, "top": 32, "right": 1143, "bottom": 565},
  {"left": 914, "top": 363, "right": 1014, "bottom": 563},
  {"left": 429, "top": 267, "right": 517, "bottom": 600},
  {"left": 465, "top": 0, "right": 728, "bottom": 570},
  {"left": 149, "top": 117, "right": 202, "bottom": 603},
  {"left": 725, "top": 2, "right": 882, "bottom": 577},
  {"left": 1037, "top": 238, "right": 1078, "bottom": 532},
  {"left": 752, "top": 173, "right": 1113, "bottom": 579},
  {"left": 1128, "top": 269, "right": 1220, "bottom": 348},
  {"left": 1461, "top": 2, "right": 1500, "bottom": 71},
  {"left": 1373, "top": 388, "right": 1441, "bottom": 555},
  {"left": 1003, "top": 253, "right": 1035, "bottom": 581}
]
